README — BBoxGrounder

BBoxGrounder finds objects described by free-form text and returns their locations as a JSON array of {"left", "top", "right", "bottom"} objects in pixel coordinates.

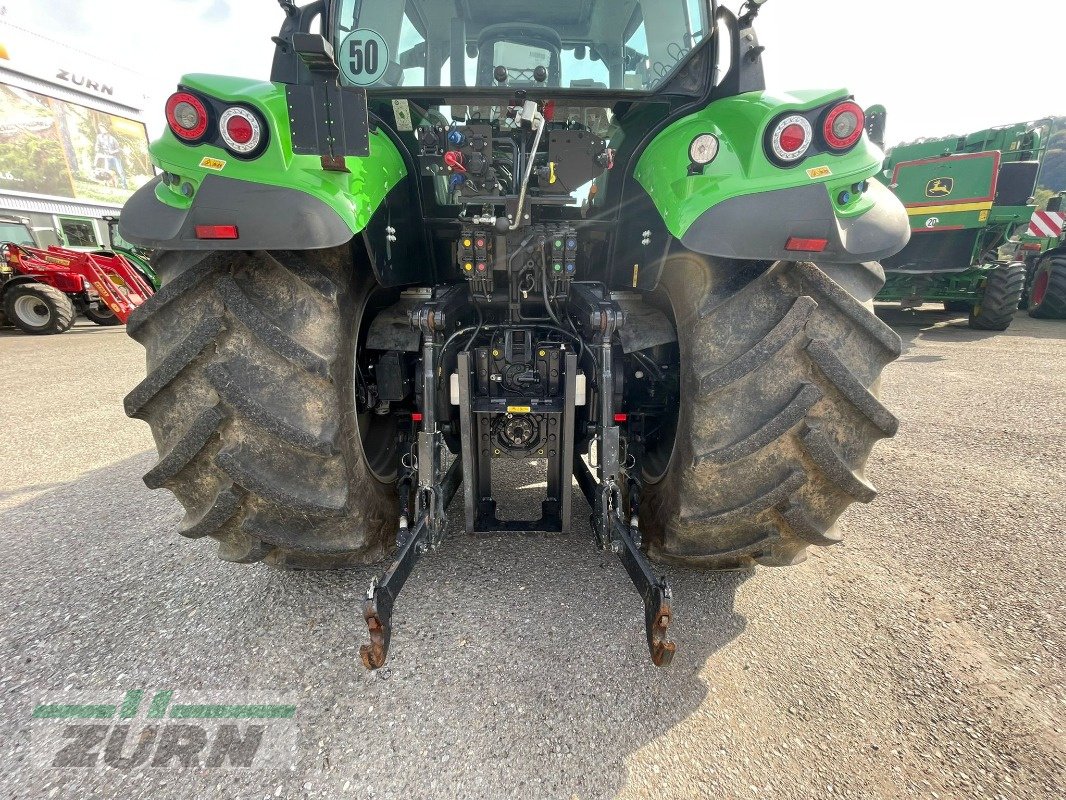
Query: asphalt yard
[{"left": 1, "top": 309, "right": 1063, "bottom": 799}]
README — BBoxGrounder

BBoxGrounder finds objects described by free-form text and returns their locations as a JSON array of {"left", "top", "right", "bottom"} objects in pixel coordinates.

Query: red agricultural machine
[{"left": 0, "top": 242, "right": 154, "bottom": 335}]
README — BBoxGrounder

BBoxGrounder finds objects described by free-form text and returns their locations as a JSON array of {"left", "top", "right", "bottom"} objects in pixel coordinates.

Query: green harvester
[{"left": 875, "top": 119, "right": 1052, "bottom": 330}]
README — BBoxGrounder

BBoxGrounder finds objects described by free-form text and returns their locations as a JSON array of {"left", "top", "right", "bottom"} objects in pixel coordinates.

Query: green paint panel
[
  {"left": 906, "top": 209, "right": 988, "bottom": 233},
  {"left": 147, "top": 74, "right": 407, "bottom": 237},
  {"left": 635, "top": 89, "right": 885, "bottom": 240},
  {"left": 889, "top": 153, "right": 998, "bottom": 227}
]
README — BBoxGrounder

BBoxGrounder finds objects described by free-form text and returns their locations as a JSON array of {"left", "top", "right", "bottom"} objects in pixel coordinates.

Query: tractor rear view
[
  {"left": 876, "top": 121, "right": 1050, "bottom": 331},
  {"left": 118, "top": 0, "right": 911, "bottom": 668}
]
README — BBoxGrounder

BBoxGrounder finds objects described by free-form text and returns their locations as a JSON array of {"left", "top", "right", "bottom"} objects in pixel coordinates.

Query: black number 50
[{"left": 348, "top": 38, "right": 379, "bottom": 76}]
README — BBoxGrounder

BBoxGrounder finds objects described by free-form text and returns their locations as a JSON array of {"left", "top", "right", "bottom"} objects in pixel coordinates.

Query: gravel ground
[{"left": 0, "top": 311, "right": 1063, "bottom": 799}]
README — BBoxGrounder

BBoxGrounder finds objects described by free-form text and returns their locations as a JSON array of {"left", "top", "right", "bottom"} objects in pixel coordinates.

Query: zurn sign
[
  {"left": 29, "top": 689, "right": 298, "bottom": 770},
  {"left": 0, "top": 18, "right": 150, "bottom": 111},
  {"left": 54, "top": 68, "right": 115, "bottom": 98}
]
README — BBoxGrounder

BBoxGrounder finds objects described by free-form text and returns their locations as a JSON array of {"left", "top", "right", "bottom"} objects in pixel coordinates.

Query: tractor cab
[
  {"left": 328, "top": 0, "right": 707, "bottom": 93},
  {"left": 0, "top": 216, "right": 38, "bottom": 249}
]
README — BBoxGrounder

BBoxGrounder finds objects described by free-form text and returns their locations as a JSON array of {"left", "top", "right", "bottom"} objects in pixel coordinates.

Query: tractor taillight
[
  {"left": 219, "top": 107, "right": 264, "bottom": 156},
  {"left": 822, "top": 101, "right": 865, "bottom": 151},
  {"left": 165, "top": 92, "right": 209, "bottom": 142},
  {"left": 769, "top": 115, "right": 813, "bottom": 164}
]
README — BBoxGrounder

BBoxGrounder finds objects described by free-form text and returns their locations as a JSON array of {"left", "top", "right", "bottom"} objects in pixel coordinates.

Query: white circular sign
[{"left": 339, "top": 29, "right": 390, "bottom": 87}]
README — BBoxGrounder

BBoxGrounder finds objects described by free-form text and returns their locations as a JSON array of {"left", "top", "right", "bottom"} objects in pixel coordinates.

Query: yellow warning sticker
[
  {"left": 806, "top": 165, "right": 832, "bottom": 179},
  {"left": 507, "top": 406, "right": 532, "bottom": 414},
  {"left": 978, "top": 209, "right": 990, "bottom": 223},
  {"left": 199, "top": 157, "right": 227, "bottom": 171}
]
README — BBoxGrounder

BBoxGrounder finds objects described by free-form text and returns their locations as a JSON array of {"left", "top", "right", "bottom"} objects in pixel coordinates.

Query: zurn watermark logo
[{"left": 29, "top": 690, "right": 297, "bottom": 770}]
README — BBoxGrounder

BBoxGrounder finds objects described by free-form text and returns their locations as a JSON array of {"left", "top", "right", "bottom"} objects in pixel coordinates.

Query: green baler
[{"left": 876, "top": 120, "right": 1051, "bottom": 330}]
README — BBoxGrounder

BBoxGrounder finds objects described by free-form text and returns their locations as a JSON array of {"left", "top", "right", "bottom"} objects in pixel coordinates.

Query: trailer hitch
[
  {"left": 360, "top": 284, "right": 675, "bottom": 669},
  {"left": 610, "top": 516, "right": 676, "bottom": 666}
]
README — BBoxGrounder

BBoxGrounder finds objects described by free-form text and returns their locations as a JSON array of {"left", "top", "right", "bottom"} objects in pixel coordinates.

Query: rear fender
[
  {"left": 635, "top": 89, "right": 910, "bottom": 264},
  {"left": 120, "top": 74, "right": 407, "bottom": 251},
  {"left": 1, "top": 274, "right": 54, "bottom": 297}
]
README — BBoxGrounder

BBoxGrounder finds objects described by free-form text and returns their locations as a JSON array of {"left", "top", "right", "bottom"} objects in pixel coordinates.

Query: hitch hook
[{"left": 359, "top": 517, "right": 431, "bottom": 670}]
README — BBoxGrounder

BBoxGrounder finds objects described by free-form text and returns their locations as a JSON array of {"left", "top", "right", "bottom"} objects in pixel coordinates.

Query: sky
[{"left": 6, "top": 0, "right": 1066, "bottom": 145}]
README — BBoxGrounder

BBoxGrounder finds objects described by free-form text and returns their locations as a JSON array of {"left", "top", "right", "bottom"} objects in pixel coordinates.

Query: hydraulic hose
[{"left": 509, "top": 113, "right": 545, "bottom": 231}]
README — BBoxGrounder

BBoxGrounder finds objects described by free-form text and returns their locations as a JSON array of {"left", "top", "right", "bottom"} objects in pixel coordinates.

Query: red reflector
[
  {"left": 613, "top": 413, "right": 628, "bottom": 423},
  {"left": 1020, "top": 243, "right": 1043, "bottom": 251},
  {"left": 411, "top": 413, "right": 424, "bottom": 422},
  {"left": 195, "top": 225, "right": 239, "bottom": 240},
  {"left": 226, "top": 114, "right": 255, "bottom": 145},
  {"left": 786, "top": 236, "right": 829, "bottom": 252},
  {"left": 779, "top": 124, "right": 808, "bottom": 153}
]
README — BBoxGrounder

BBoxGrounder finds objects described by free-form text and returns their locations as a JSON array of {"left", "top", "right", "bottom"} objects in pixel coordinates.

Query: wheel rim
[
  {"left": 1031, "top": 270, "right": 1050, "bottom": 307},
  {"left": 356, "top": 286, "right": 402, "bottom": 484},
  {"left": 640, "top": 296, "right": 681, "bottom": 485},
  {"left": 13, "top": 295, "right": 52, "bottom": 328}
]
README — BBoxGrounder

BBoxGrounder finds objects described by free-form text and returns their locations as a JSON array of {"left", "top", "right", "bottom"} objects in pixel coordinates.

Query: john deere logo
[{"left": 926, "top": 177, "right": 954, "bottom": 198}]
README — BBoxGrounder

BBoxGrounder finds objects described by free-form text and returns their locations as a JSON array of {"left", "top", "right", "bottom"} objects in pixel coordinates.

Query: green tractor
[
  {"left": 101, "top": 216, "right": 159, "bottom": 290},
  {"left": 120, "top": 0, "right": 909, "bottom": 668},
  {"left": 875, "top": 120, "right": 1051, "bottom": 331},
  {"left": 1008, "top": 193, "right": 1066, "bottom": 319}
]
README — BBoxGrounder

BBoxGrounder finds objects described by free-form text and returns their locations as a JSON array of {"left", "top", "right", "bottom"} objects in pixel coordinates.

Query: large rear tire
[
  {"left": 968, "top": 262, "right": 1026, "bottom": 331},
  {"left": 1027, "top": 255, "right": 1066, "bottom": 319},
  {"left": 125, "top": 248, "right": 396, "bottom": 569},
  {"left": 3, "top": 282, "right": 76, "bottom": 335},
  {"left": 641, "top": 257, "right": 900, "bottom": 569}
]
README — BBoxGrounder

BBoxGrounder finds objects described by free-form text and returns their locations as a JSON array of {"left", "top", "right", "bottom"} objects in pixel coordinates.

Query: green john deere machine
[
  {"left": 101, "top": 216, "right": 159, "bottom": 289},
  {"left": 875, "top": 120, "right": 1051, "bottom": 331},
  {"left": 119, "top": 0, "right": 910, "bottom": 669}
]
